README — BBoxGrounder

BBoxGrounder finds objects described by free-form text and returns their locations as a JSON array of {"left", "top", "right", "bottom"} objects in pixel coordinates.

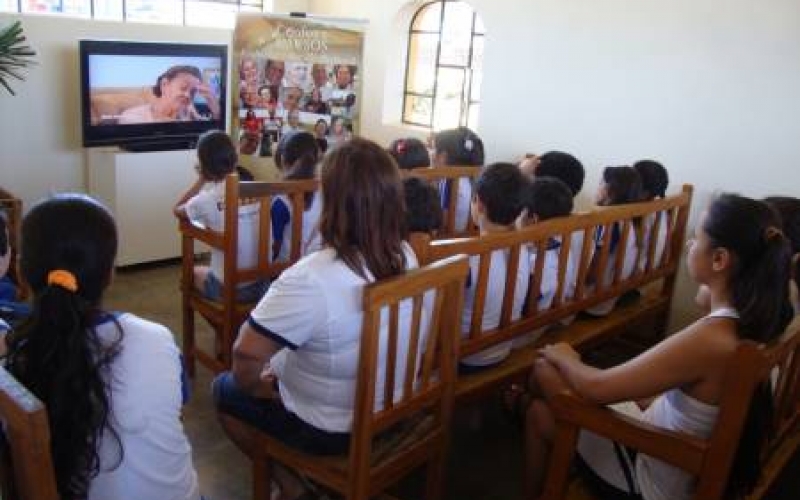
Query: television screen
[{"left": 80, "top": 40, "right": 228, "bottom": 151}]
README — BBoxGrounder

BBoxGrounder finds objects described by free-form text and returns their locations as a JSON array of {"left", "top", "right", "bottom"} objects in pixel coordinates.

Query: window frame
[
  {"left": 402, "top": 0, "right": 483, "bottom": 130},
  {"left": 5, "top": 1, "right": 267, "bottom": 26}
]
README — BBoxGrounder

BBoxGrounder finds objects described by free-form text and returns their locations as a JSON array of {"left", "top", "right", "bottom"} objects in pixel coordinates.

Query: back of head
[
  {"left": 403, "top": 177, "right": 442, "bottom": 233},
  {"left": 633, "top": 159, "right": 669, "bottom": 199},
  {"left": 7, "top": 194, "right": 121, "bottom": 500},
  {"left": 601, "top": 166, "right": 643, "bottom": 205},
  {"left": 763, "top": 196, "right": 800, "bottom": 294},
  {"left": 281, "top": 131, "right": 319, "bottom": 181},
  {"left": 388, "top": 137, "right": 431, "bottom": 170},
  {"left": 319, "top": 138, "right": 407, "bottom": 280},
  {"left": 197, "top": 130, "right": 238, "bottom": 181},
  {"left": 522, "top": 177, "right": 574, "bottom": 222},
  {"left": 0, "top": 210, "right": 7, "bottom": 258},
  {"left": 703, "top": 193, "right": 792, "bottom": 343},
  {"left": 535, "top": 151, "right": 585, "bottom": 197},
  {"left": 475, "top": 162, "right": 526, "bottom": 226},
  {"left": 434, "top": 127, "right": 484, "bottom": 166}
]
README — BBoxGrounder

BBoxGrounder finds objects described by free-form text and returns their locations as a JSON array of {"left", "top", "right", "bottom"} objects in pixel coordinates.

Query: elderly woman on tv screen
[{"left": 118, "top": 65, "right": 220, "bottom": 124}]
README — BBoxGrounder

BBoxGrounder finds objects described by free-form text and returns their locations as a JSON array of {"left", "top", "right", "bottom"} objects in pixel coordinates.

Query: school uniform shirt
[
  {"left": 461, "top": 245, "right": 531, "bottom": 366},
  {"left": 639, "top": 211, "right": 669, "bottom": 271},
  {"left": 247, "top": 244, "right": 426, "bottom": 433},
  {"left": 439, "top": 176, "right": 473, "bottom": 233},
  {"left": 88, "top": 313, "right": 199, "bottom": 500},
  {"left": 270, "top": 194, "right": 323, "bottom": 262},
  {"left": 184, "top": 181, "right": 260, "bottom": 282},
  {"left": 585, "top": 221, "right": 639, "bottom": 316}
]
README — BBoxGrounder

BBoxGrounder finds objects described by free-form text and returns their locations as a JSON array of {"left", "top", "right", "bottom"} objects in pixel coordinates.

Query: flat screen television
[{"left": 80, "top": 40, "right": 228, "bottom": 151}]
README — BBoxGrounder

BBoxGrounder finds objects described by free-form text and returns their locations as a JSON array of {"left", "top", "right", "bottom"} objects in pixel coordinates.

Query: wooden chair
[
  {"left": 179, "top": 173, "right": 320, "bottom": 375},
  {"left": 538, "top": 316, "right": 800, "bottom": 500},
  {"left": 0, "top": 186, "right": 27, "bottom": 300},
  {"left": 218, "top": 254, "right": 469, "bottom": 500},
  {"left": 0, "top": 367, "right": 58, "bottom": 500},
  {"left": 406, "top": 166, "right": 482, "bottom": 238}
]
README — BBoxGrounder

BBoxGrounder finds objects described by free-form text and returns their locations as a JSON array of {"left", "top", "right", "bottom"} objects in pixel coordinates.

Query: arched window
[{"left": 403, "top": 0, "right": 484, "bottom": 130}]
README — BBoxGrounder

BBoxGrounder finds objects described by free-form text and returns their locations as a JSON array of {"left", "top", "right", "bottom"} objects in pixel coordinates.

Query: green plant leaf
[{"left": 0, "top": 20, "right": 36, "bottom": 96}]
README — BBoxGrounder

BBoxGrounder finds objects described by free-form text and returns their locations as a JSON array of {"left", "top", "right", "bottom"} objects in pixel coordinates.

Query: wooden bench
[
  {"left": 420, "top": 185, "right": 693, "bottom": 401},
  {"left": 538, "top": 315, "right": 800, "bottom": 500},
  {"left": 0, "top": 366, "right": 58, "bottom": 500},
  {"left": 405, "top": 166, "right": 481, "bottom": 238},
  {"left": 178, "top": 173, "right": 319, "bottom": 375}
]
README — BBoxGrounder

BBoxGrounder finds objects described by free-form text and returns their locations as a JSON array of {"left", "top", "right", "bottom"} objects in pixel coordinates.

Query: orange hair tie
[{"left": 47, "top": 269, "right": 78, "bottom": 293}]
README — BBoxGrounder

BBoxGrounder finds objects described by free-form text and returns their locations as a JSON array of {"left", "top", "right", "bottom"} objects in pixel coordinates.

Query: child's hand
[
  {"left": 252, "top": 365, "right": 279, "bottom": 399},
  {"left": 540, "top": 342, "right": 580, "bottom": 365}
]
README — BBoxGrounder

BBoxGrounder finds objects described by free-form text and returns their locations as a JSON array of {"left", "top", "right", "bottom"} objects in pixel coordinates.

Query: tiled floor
[{"left": 105, "top": 261, "right": 798, "bottom": 500}]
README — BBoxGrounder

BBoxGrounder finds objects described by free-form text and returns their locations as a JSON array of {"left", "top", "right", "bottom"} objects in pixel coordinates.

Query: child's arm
[
  {"left": 539, "top": 317, "right": 737, "bottom": 405},
  {"left": 173, "top": 176, "right": 205, "bottom": 218}
]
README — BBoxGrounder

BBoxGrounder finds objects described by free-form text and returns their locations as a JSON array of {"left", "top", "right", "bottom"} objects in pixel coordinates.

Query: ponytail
[
  {"left": 434, "top": 127, "right": 485, "bottom": 166},
  {"left": 6, "top": 194, "right": 121, "bottom": 500}
]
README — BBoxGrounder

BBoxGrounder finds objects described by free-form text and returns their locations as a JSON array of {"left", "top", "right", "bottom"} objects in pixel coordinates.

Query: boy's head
[
  {"left": 403, "top": 177, "right": 442, "bottom": 234},
  {"left": 473, "top": 162, "right": 525, "bottom": 227},
  {"left": 521, "top": 177, "right": 574, "bottom": 224},
  {"left": 535, "top": 151, "right": 585, "bottom": 197},
  {"left": 197, "top": 130, "right": 238, "bottom": 181},
  {"left": 633, "top": 159, "right": 669, "bottom": 199}
]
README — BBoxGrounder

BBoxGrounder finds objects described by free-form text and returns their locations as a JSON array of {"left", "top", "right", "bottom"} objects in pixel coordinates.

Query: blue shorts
[
  {"left": 202, "top": 273, "right": 268, "bottom": 303},
  {"left": 212, "top": 372, "right": 350, "bottom": 456}
]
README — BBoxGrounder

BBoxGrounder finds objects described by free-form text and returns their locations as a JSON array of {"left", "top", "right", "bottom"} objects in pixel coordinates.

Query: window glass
[
  {"left": 94, "top": 0, "right": 123, "bottom": 20},
  {"left": 23, "top": 0, "right": 91, "bottom": 16},
  {"left": 0, "top": 0, "right": 17, "bottom": 12},
  {"left": 125, "top": 0, "right": 182, "bottom": 24},
  {"left": 403, "top": 1, "right": 484, "bottom": 130},
  {"left": 185, "top": 0, "right": 238, "bottom": 28},
  {"left": 411, "top": 2, "right": 442, "bottom": 32}
]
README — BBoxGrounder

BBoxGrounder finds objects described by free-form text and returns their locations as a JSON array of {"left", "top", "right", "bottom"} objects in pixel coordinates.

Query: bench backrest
[
  {"left": 405, "top": 166, "right": 482, "bottom": 238},
  {"left": 349, "top": 255, "right": 467, "bottom": 477},
  {"left": 424, "top": 185, "right": 693, "bottom": 360},
  {"left": 0, "top": 367, "right": 58, "bottom": 500}
]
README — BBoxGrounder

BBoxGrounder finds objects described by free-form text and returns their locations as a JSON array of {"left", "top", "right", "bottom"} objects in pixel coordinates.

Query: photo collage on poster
[{"left": 237, "top": 57, "right": 359, "bottom": 158}]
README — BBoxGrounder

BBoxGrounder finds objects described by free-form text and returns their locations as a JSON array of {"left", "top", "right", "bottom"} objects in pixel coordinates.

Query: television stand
[{"left": 121, "top": 139, "right": 197, "bottom": 153}]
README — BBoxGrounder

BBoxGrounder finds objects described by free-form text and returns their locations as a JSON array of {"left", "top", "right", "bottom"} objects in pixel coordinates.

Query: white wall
[{"left": 308, "top": 0, "right": 800, "bottom": 330}]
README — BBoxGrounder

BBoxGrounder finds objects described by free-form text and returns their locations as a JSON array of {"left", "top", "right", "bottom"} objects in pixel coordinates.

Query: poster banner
[{"left": 233, "top": 14, "right": 363, "bottom": 169}]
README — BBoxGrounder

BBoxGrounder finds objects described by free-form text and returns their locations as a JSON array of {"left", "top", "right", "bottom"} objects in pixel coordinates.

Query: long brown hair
[{"left": 319, "top": 138, "right": 408, "bottom": 280}]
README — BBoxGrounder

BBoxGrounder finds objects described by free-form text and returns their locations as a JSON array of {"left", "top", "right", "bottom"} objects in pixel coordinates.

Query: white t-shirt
[
  {"left": 184, "top": 181, "right": 260, "bottom": 281},
  {"left": 248, "top": 244, "right": 425, "bottom": 433},
  {"left": 461, "top": 246, "right": 531, "bottom": 366},
  {"left": 586, "top": 221, "right": 639, "bottom": 316},
  {"left": 639, "top": 210, "right": 669, "bottom": 271},
  {"left": 88, "top": 313, "right": 199, "bottom": 500},
  {"left": 439, "top": 176, "right": 473, "bottom": 234},
  {"left": 270, "top": 194, "right": 322, "bottom": 262}
]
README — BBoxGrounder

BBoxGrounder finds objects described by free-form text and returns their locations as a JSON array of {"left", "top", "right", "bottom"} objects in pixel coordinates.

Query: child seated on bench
[
  {"left": 271, "top": 131, "right": 323, "bottom": 261},
  {"left": 584, "top": 166, "right": 643, "bottom": 316},
  {"left": 460, "top": 163, "right": 530, "bottom": 370},
  {"left": 0, "top": 210, "right": 30, "bottom": 322},
  {"left": 432, "top": 127, "right": 485, "bottom": 233},
  {"left": 513, "top": 177, "right": 574, "bottom": 347},
  {"left": 4, "top": 194, "right": 199, "bottom": 500},
  {"left": 634, "top": 159, "right": 670, "bottom": 270},
  {"left": 174, "top": 130, "right": 266, "bottom": 302},
  {"left": 525, "top": 193, "right": 794, "bottom": 500},
  {"left": 764, "top": 196, "right": 800, "bottom": 313}
]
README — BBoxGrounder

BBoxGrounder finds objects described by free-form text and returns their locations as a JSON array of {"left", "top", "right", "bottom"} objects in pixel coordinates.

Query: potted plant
[{"left": 0, "top": 20, "right": 36, "bottom": 95}]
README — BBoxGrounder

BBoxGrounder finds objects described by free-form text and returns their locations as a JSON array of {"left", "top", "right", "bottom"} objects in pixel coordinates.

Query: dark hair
[
  {"left": 633, "top": 160, "right": 669, "bottom": 199},
  {"left": 152, "top": 65, "right": 201, "bottom": 97},
  {"left": 388, "top": 137, "right": 430, "bottom": 170},
  {"left": 197, "top": 130, "right": 238, "bottom": 181},
  {"left": 764, "top": 196, "right": 800, "bottom": 288},
  {"left": 702, "top": 194, "right": 793, "bottom": 498},
  {"left": 535, "top": 151, "right": 585, "bottom": 197},
  {"left": 334, "top": 64, "right": 357, "bottom": 78},
  {"left": 280, "top": 131, "right": 319, "bottom": 209},
  {"left": 600, "top": 166, "right": 642, "bottom": 206},
  {"left": 522, "top": 177, "right": 574, "bottom": 221},
  {"left": 404, "top": 177, "right": 442, "bottom": 233},
  {"left": 0, "top": 211, "right": 7, "bottom": 258},
  {"left": 236, "top": 165, "right": 255, "bottom": 181},
  {"left": 6, "top": 194, "right": 122, "bottom": 500},
  {"left": 319, "top": 138, "right": 407, "bottom": 280},
  {"left": 474, "top": 162, "right": 526, "bottom": 226},
  {"left": 434, "top": 127, "right": 484, "bottom": 166}
]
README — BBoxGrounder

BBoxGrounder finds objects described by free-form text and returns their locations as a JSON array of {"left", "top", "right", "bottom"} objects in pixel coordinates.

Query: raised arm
[{"left": 173, "top": 176, "right": 204, "bottom": 218}]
